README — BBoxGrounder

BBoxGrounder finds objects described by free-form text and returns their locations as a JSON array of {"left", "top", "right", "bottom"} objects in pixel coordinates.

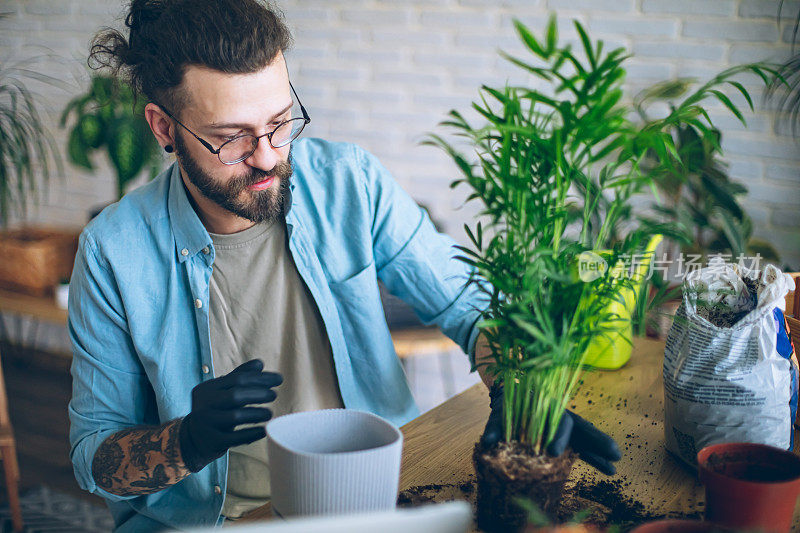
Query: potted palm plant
[{"left": 427, "top": 16, "right": 771, "bottom": 531}]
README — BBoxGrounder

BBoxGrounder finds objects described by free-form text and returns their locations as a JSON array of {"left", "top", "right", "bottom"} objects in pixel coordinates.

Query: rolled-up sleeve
[
  {"left": 67, "top": 231, "right": 155, "bottom": 502},
  {"left": 356, "top": 146, "right": 488, "bottom": 365}
]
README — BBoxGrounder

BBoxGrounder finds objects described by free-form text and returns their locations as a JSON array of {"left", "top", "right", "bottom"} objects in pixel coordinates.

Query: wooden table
[
  {"left": 243, "top": 336, "right": 800, "bottom": 529},
  {"left": 396, "top": 336, "right": 706, "bottom": 525}
]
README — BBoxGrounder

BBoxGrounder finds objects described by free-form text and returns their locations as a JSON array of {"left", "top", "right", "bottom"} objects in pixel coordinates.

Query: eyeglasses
[{"left": 159, "top": 82, "right": 311, "bottom": 165}]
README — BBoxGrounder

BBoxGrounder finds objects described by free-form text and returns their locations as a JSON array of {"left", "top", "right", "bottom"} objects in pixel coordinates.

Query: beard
[{"left": 174, "top": 132, "right": 293, "bottom": 224}]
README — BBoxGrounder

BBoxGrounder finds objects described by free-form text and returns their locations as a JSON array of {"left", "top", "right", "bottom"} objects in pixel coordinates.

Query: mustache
[
  {"left": 229, "top": 161, "right": 292, "bottom": 191},
  {"left": 242, "top": 168, "right": 272, "bottom": 186}
]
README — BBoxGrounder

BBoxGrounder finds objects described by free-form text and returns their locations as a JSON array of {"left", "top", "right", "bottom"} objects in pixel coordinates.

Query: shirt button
[
  {"left": 202, "top": 246, "right": 210, "bottom": 255},
  {"left": 202, "top": 365, "right": 210, "bottom": 374},
  {"left": 214, "top": 485, "right": 222, "bottom": 495},
  {"left": 181, "top": 248, "right": 189, "bottom": 257},
  {"left": 194, "top": 298, "right": 203, "bottom": 309}
]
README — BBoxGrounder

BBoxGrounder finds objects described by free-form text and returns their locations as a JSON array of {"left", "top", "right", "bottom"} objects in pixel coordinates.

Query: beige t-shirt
[{"left": 208, "top": 219, "right": 344, "bottom": 520}]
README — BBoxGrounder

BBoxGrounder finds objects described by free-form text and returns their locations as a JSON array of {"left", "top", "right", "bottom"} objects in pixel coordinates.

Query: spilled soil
[
  {"left": 398, "top": 473, "right": 700, "bottom": 532},
  {"left": 397, "top": 480, "right": 476, "bottom": 507}
]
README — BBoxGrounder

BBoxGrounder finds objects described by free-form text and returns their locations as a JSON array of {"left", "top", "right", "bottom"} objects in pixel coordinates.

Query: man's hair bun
[{"left": 88, "top": 0, "right": 293, "bottom": 114}]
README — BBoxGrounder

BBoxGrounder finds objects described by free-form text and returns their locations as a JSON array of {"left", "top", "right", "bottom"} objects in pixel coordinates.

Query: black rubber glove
[
  {"left": 480, "top": 383, "right": 621, "bottom": 475},
  {"left": 179, "top": 359, "right": 283, "bottom": 473}
]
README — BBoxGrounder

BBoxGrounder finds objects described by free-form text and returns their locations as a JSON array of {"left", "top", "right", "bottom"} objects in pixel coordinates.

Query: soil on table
[
  {"left": 397, "top": 480, "right": 477, "bottom": 507},
  {"left": 398, "top": 472, "right": 700, "bottom": 532}
]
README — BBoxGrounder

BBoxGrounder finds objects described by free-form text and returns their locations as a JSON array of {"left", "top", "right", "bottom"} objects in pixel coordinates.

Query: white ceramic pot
[{"left": 265, "top": 409, "right": 403, "bottom": 518}]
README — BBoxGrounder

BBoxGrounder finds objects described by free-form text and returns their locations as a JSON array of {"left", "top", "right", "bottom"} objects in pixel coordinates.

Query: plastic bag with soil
[{"left": 663, "top": 258, "right": 798, "bottom": 466}]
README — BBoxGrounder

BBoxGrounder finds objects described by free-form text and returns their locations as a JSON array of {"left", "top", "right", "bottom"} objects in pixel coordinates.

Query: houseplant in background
[
  {"left": 60, "top": 74, "right": 161, "bottom": 203},
  {"left": 768, "top": 2, "right": 800, "bottom": 139},
  {"left": 634, "top": 78, "right": 781, "bottom": 265},
  {"left": 0, "top": 13, "right": 80, "bottom": 297},
  {"left": 627, "top": 69, "right": 783, "bottom": 339},
  {"left": 427, "top": 15, "right": 772, "bottom": 531},
  {"left": 0, "top": 45, "right": 60, "bottom": 225}
]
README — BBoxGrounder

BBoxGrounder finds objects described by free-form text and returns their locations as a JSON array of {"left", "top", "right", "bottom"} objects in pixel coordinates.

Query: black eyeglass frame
[{"left": 159, "top": 82, "right": 311, "bottom": 165}]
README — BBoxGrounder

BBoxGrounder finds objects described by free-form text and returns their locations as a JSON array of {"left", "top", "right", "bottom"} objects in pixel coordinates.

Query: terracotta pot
[
  {"left": 697, "top": 442, "right": 800, "bottom": 533},
  {"left": 473, "top": 442, "right": 575, "bottom": 533},
  {"left": 630, "top": 520, "right": 727, "bottom": 533}
]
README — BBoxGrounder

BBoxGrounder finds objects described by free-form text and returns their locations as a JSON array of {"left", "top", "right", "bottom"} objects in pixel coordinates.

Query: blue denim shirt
[{"left": 67, "top": 138, "right": 484, "bottom": 531}]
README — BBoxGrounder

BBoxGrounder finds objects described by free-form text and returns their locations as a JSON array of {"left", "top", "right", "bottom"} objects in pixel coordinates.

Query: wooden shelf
[
  {"left": 0, "top": 289, "right": 67, "bottom": 325},
  {"left": 390, "top": 326, "right": 458, "bottom": 359}
]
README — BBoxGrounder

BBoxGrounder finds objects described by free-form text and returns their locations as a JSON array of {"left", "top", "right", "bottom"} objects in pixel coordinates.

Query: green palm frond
[
  {"left": 637, "top": 65, "right": 781, "bottom": 263},
  {"left": 425, "top": 16, "right": 662, "bottom": 451},
  {"left": 0, "top": 42, "right": 63, "bottom": 226}
]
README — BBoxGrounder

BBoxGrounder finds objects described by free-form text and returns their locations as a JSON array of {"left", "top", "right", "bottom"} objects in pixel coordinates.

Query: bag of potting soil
[{"left": 663, "top": 258, "right": 798, "bottom": 466}]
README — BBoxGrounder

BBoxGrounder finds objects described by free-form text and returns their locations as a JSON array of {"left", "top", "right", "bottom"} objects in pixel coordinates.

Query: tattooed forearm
[{"left": 91, "top": 418, "right": 192, "bottom": 496}]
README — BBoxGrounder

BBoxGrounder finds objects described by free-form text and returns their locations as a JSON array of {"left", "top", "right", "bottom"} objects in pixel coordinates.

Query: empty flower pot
[
  {"left": 697, "top": 442, "right": 800, "bottom": 533},
  {"left": 265, "top": 409, "right": 403, "bottom": 518}
]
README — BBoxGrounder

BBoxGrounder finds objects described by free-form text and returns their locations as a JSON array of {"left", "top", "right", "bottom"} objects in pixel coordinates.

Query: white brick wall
[{"left": 1, "top": 0, "right": 799, "bottom": 266}]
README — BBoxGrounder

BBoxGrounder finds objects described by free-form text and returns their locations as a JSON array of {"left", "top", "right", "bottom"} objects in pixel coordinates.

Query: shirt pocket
[
  {"left": 327, "top": 261, "right": 387, "bottom": 359},
  {"left": 328, "top": 260, "right": 410, "bottom": 407},
  {"left": 328, "top": 261, "right": 377, "bottom": 308}
]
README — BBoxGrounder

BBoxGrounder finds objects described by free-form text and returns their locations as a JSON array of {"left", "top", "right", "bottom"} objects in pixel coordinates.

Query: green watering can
[{"left": 581, "top": 235, "right": 663, "bottom": 369}]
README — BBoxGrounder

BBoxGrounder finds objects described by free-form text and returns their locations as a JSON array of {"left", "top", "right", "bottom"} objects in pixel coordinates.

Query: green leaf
[
  {"left": 513, "top": 19, "right": 546, "bottom": 58},
  {"left": 574, "top": 20, "right": 596, "bottom": 70},
  {"left": 545, "top": 14, "right": 558, "bottom": 55},
  {"left": 477, "top": 318, "right": 506, "bottom": 329},
  {"left": 417, "top": 14, "right": 773, "bottom": 448},
  {"left": 726, "top": 81, "right": 754, "bottom": 111},
  {"left": 710, "top": 89, "right": 745, "bottom": 124},
  {"left": 700, "top": 172, "right": 744, "bottom": 220},
  {"left": 67, "top": 127, "right": 93, "bottom": 170},
  {"left": 499, "top": 53, "right": 553, "bottom": 81},
  {"left": 716, "top": 209, "right": 746, "bottom": 257},
  {"left": 746, "top": 238, "right": 781, "bottom": 262},
  {"left": 59, "top": 95, "right": 86, "bottom": 128},
  {"left": 77, "top": 114, "right": 105, "bottom": 149},
  {"left": 106, "top": 117, "right": 148, "bottom": 196},
  {"left": 464, "top": 224, "right": 481, "bottom": 250}
]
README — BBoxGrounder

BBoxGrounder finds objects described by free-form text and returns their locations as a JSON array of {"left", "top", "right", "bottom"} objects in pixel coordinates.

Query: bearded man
[{"left": 68, "top": 1, "right": 619, "bottom": 530}]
